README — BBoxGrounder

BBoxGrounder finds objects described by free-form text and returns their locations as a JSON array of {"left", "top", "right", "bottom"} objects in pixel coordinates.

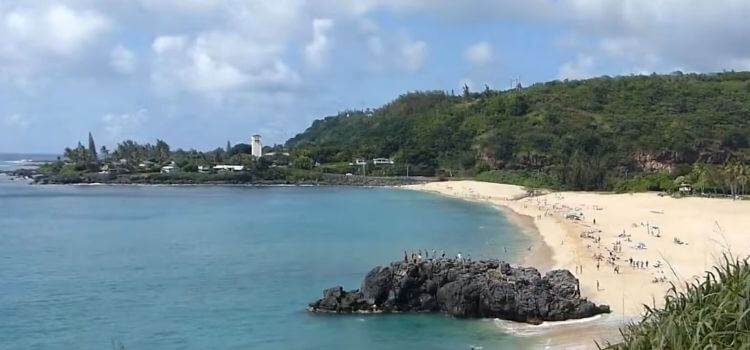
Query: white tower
[{"left": 251, "top": 134, "right": 262, "bottom": 158}]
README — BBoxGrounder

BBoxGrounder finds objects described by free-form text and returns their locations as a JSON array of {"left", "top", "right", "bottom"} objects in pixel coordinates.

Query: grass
[{"left": 603, "top": 255, "right": 750, "bottom": 349}]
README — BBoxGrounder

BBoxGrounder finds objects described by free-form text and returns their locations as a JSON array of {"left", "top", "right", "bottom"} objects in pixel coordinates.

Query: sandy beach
[{"left": 406, "top": 180, "right": 750, "bottom": 347}]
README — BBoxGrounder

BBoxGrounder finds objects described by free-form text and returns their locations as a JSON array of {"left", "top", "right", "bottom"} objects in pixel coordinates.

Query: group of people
[
  {"left": 404, "top": 249, "right": 471, "bottom": 264},
  {"left": 629, "top": 257, "right": 649, "bottom": 269}
]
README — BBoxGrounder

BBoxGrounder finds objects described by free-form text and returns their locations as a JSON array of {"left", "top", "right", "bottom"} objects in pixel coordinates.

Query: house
[
  {"left": 213, "top": 165, "right": 244, "bottom": 172},
  {"left": 161, "top": 161, "right": 179, "bottom": 174},
  {"left": 99, "top": 164, "right": 110, "bottom": 174},
  {"left": 198, "top": 165, "right": 211, "bottom": 174},
  {"left": 373, "top": 158, "right": 394, "bottom": 165},
  {"left": 354, "top": 159, "right": 367, "bottom": 165},
  {"left": 161, "top": 165, "right": 177, "bottom": 173}
]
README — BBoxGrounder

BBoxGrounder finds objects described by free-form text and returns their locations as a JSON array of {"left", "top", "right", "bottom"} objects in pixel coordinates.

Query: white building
[
  {"left": 161, "top": 165, "right": 177, "bottom": 173},
  {"left": 251, "top": 134, "right": 262, "bottom": 158},
  {"left": 373, "top": 158, "right": 394, "bottom": 165},
  {"left": 161, "top": 161, "right": 178, "bottom": 173},
  {"left": 213, "top": 165, "right": 245, "bottom": 172}
]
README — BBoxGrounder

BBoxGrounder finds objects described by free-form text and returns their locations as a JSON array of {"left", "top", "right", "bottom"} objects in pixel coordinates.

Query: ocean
[
  {"left": 0, "top": 153, "right": 58, "bottom": 172},
  {"left": 0, "top": 159, "right": 542, "bottom": 349}
]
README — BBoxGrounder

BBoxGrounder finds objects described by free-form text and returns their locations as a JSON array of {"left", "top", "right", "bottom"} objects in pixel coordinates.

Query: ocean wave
[{"left": 493, "top": 314, "right": 626, "bottom": 337}]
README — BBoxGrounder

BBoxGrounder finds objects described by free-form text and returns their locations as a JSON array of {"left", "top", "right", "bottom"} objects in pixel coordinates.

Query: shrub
[
  {"left": 476, "top": 170, "right": 562, "bottom": 189},
  {"left": 605, "top": 255, "right": 750, "bottom": 349}
]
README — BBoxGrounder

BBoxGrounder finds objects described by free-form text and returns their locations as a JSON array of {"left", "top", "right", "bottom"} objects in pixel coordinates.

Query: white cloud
[
  {"left": 3, "top": 114, "right": 30, "bottom": 128},
  {"left": 150, "top": 31, "right": 300, "bottom": 99},
  {"left": 110, "top": 45, "right": 137, "bottom": 74},
  {"left": 464, "top": 41, "right": 493, "bottom": 66},
  {"left": 400, "top": 40, "right": 427, "bottom": 72},
  {"left": 558, "top": 55, "right": 595, "bottom": 80},
  {"left": 305, "top": 18, "right": 335, "bottom": 69},
  {"left": 0, "top": 4, "right": 110, "bottom": 87},
  {"left": 101, "top": 109, "right": 149, "bottom": 141},
  {"left": 0, "top": 4, "right": 109, "bottom": 58}
]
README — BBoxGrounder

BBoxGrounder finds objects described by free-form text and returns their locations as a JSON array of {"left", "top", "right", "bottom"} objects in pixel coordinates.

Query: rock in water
[{"left": 308, "top": 259, "right": 610, "bottom": 324}]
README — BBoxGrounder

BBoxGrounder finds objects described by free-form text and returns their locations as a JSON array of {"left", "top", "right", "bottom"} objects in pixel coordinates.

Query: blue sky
[{"left": 2, "top": 0, "right": 750, "bottom": 153}]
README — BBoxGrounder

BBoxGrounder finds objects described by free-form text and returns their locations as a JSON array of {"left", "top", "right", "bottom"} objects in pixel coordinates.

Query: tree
[
  {"left": 155, "top": 139, "right": 171, "bottom": 164},
  {"left": 690, "top": 162, "right": 709, "bottom": 194},
  {"left": 226, "top": 140, "right": 231, "bottom": 153},
  {"left": 64, "top": 142, "right": 88, "bottom": 164},
  {"left": 100, "top": 146, "right": 109, "bottom": 161},
  {"left": 292, "top": 156, "right": 314, "bottom": 170},
  {"left": 462, "top": 83, "right": 470, "bottom": 98},
  {"left": 87, "top": 132, "right": 98, "bottom": 161}
]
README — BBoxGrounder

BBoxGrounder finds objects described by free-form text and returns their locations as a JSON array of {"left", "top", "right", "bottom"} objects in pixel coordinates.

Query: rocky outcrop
[{"left": 308, "top": 259, "right": 610, "bottom": 324}]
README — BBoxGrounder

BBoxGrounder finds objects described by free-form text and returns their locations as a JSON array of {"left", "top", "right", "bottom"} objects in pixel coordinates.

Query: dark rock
[
  {"left": 361, "top": 266, "right": 393, "bottom": 305},
  {"left": 308, "top": 259, "right": 610, "bottom": 324}
]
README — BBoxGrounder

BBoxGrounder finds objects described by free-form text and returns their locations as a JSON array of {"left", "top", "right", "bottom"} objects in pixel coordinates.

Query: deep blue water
[{"left": 0, "top": 179, "right": 535, "bottom": 349}]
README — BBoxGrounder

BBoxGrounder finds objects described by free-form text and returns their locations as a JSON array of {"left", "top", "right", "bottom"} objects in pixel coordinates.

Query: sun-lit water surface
[{"left": 0, "top": 178, "right": 541, "bottom": 349}]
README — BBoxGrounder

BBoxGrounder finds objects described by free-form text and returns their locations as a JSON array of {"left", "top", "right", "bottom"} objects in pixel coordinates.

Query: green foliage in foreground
[{"left": 606, "top": 256, "right": 750, "bottom": 349}]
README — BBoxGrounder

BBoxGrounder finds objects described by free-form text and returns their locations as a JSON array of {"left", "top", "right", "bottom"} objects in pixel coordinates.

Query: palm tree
[
  {"left": 690, "top": 162, "right": 709, "bottom": 195},
  {"left": 721, "top": 161, "right": 743, "bottom": 197}
]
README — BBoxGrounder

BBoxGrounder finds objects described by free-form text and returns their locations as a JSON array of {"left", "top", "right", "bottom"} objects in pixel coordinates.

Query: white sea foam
[{"left": 493, "top": 314, "right": 628, "bottom": 337}]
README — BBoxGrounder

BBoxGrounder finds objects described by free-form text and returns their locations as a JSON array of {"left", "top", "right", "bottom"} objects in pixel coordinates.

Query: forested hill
[{"left": 286, "top": 72, "right": 750, "bottom": 191}]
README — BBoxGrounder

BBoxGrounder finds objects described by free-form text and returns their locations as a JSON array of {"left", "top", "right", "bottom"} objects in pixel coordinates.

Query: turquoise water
[{"left": 0, "top": 179, "right": 535, "bottom": 349}]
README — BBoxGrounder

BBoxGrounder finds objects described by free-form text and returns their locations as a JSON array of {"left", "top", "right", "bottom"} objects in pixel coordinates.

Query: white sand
[{"left": 406, "top": 180, "right": 750, "bottom": 320}]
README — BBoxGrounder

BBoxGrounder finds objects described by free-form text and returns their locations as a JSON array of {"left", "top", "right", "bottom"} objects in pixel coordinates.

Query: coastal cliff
[{"left": 308, "top": 259, "right": 610, "bottom": 324}]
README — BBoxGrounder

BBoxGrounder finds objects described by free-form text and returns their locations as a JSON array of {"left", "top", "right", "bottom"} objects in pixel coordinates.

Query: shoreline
[
  {"left": 405, "top": 180, "right": 750, "bottom": 348},
  {"left": 405, "top": 186, "right": 555, "bottom": 272}
]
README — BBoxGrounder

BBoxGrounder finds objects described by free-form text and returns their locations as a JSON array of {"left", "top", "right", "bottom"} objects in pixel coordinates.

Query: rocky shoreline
[
  {"left": 31, "top": 172, "right": 433, "bottom": 187},
  {"left": 308, "top": 259, "right": 610, "bottom": 324}
]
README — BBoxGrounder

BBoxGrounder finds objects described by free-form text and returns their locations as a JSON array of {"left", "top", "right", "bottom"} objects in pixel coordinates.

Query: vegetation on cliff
[{"left": 287, "top": 72, "right": 750, "bottom": 192}]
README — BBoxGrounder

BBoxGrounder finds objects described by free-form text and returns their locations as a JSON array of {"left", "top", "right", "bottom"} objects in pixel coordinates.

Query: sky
[{"left": 2, "top": 1, "right": 750, "bottom": 153}]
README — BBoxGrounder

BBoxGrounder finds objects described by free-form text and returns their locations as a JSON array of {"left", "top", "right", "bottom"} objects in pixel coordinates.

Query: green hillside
[{"left": 287, "top": 72, "right": 750, "bottom": 191}]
